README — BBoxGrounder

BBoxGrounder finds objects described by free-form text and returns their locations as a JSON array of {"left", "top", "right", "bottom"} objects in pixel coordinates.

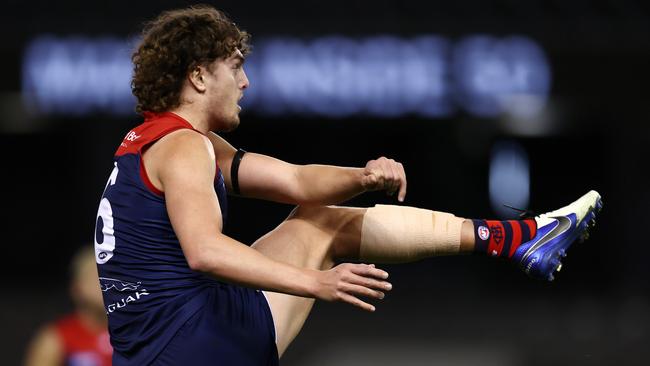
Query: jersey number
[{"left": 95, "top": 163, "right": 119, "bottom": 264}]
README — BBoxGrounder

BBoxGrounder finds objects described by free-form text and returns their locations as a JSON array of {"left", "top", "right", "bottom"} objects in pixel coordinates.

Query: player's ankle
[{"left": 471, "top": 219, "right": 537, "bottom": 259}]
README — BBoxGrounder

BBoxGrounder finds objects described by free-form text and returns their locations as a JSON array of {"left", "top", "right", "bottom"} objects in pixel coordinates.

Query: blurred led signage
[
  {"left": 22, "top": 35, "right": 550, "bottom": 118},
  {"left": 453, "top": 36, "right": 551, "bottom": 118},
  {"left": 22, "top": 36, "right": 136, "bottom": 115}
]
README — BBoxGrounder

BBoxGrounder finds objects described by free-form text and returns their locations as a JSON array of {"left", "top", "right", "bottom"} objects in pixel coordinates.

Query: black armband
[{"left": 231, "top": 148, "right": 246, "bottom": 195}]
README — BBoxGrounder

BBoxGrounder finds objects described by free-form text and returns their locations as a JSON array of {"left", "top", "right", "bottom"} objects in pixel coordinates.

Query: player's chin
[{"left": 222, "top": 116, "right": 241, "bottom": 132}]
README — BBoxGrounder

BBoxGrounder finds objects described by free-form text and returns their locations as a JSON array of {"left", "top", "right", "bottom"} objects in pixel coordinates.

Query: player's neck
[{"left": 169, "top": 105, "right": 211, "bottom": 134}]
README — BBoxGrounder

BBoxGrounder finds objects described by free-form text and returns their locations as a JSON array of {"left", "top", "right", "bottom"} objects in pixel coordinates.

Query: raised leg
[
  {"left": 253, "top": 190, "right": 603, "bottom": 356},
  {"left": 252, "top": 204, "right": 474, "bottom": 356},
  {"left": 252, "top": 205, "right": 366, "bottom": 357}
]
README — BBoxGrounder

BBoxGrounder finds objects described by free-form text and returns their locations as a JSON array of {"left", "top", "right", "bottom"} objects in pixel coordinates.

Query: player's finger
[
  {"left": 397, "top": 162, "right": 407, "bottom": 202},
  {"left": 387, "top": 159, "right": 401, "bottom": 196},
  {"left": 347, "top": 273, "right": 392, "bottom": 292},
  {"left": 375, "top": 168, "right": 386, "bottom": 190},
  {"left": 340, "top": 282, "right": 385, "bottom": 299},
  {"left": 381, "top": 159, "right": 397, "bottom": 193},
  {"left": 338, "top": 292, "right": 376, "bottom": 312},
  {"left": 350, "top": 263, "right": 389, "bottom": 279},
  {"left": 362, "top": 172, "right": 379, "bottom": 190}
]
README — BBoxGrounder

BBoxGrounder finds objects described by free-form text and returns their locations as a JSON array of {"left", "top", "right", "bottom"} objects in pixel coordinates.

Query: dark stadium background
[{"left": 1, "top": 1, "right": 649, "bottom": 365}]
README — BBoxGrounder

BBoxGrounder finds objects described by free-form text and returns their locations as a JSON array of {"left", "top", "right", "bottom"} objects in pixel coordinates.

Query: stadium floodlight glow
[
  {"left": 489, "top": 140, "right": 530, "bottom": 219},
  {"left": 22, "top": 35, "right": 550, "bottom": 119}
]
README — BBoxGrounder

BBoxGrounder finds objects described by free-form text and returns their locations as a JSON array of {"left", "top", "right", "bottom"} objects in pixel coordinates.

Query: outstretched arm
[
  {"left": 207, "top": 132, "right": 407, "bottom": 205},
  {"left": 156, "top": 130, "right": 391, "bottom": 311}
]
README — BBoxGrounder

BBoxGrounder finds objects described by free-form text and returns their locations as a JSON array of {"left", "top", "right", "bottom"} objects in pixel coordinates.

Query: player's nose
[{"left": 240, "top": 70, "right": 249, "bottom": 90}]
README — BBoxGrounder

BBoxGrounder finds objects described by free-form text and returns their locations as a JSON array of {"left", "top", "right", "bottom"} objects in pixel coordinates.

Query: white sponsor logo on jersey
[
  {"left": 125, "top": 131, "right": 141, "bottom": 142},
  {"left": 105, "top": 289, "right": 151, "bottom": 314}
]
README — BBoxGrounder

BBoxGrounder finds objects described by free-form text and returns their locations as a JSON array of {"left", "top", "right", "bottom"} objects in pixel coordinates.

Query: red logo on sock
[
  {"left": 490, "top": 225, "right": 503, "bottom": 244},
  {"left": 487, "top": 222, "right": 505, "bottom": 256}
]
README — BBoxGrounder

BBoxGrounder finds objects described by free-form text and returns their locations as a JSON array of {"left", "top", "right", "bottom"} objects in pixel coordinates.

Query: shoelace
[{"left": 502, "top": 204, "right": 538, "bottom": 219}]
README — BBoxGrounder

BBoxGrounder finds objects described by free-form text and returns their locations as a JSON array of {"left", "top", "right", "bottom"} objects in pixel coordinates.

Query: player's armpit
[{"left": 206, "top": 132, "right": 237, "bottom": 190}]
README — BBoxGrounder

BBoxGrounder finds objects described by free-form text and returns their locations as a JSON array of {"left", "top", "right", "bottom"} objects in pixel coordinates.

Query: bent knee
[
  {"left": 287, "top": 205, "right": 357, "bottom": 226},
  {"left": 286, "top": 205, "right": 337, "bottom": 223},
  {"left": 288, "top": 205, "right": 366, "bottom": 260}
]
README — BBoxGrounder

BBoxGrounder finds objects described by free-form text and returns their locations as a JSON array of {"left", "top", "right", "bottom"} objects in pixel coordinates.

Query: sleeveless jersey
[
  {"left": 93, "top": 112, "right": 233, "bottom": 363},
  {"left": 53, "top": 313, "right": 112, "bottom": 366}
]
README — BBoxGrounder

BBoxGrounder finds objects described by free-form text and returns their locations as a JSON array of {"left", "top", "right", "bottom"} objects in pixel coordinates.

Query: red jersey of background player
[{"left": 53, "top": 312, "right": 112, "bottom": 366}]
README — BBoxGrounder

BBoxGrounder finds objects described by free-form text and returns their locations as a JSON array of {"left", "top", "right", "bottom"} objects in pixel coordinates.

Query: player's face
[{"left": 203, "top": 49, "right": 249, "bottom": 132}]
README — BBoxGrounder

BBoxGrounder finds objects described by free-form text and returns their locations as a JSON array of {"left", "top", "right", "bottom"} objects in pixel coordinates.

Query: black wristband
[{"left": 231, "top": 148, "right": 246, "bottom": 195}]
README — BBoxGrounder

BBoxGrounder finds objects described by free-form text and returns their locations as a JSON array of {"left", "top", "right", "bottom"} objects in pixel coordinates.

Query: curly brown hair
[{"left": 131, "top": 5, "right": 250, "bottom": 114}]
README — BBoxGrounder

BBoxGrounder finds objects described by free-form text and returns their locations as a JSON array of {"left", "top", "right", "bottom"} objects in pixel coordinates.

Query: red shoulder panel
[
  {"left": 114, "top": 112, "right": 222, "bottom": 197},
  {"left": 115, "top": 112, "right": 196, "bottom": 157}
]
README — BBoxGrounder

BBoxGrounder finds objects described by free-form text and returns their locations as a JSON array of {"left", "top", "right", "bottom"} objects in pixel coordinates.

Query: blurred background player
[{"left": 24, "top": 246, "right": 112, "bottom": 366}]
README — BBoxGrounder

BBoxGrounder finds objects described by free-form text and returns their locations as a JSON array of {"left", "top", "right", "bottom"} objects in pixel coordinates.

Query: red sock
[{"left": 471, "top": 219, "right": 537, "bottom": 258}]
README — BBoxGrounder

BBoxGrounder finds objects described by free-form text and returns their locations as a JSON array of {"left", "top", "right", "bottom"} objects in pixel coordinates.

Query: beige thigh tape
[{"left": 359, "top": 204, "right": 464, "bottom": 262}]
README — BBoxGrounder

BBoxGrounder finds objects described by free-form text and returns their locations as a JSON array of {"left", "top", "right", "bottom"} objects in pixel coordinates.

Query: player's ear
[{"left": 188, "top": 66, "right": 207, "bottom": 93}]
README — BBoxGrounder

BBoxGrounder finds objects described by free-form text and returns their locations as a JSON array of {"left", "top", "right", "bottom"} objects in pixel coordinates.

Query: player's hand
[
  {"left": 313, "top": 263, "right": 392, "bottom": 312},
  {"left": 361, "top": 156, "right": 407, "bottom": 202}
]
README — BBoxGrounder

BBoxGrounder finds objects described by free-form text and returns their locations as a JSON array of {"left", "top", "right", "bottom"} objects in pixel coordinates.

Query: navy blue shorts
[{"left": 151, "top": 284, "right": 278, "bottom": 365}]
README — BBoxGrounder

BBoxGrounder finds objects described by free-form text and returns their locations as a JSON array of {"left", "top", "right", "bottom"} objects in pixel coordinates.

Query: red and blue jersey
[{"left": 93, "top": 112, "right": 239, "bottom": 363}]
